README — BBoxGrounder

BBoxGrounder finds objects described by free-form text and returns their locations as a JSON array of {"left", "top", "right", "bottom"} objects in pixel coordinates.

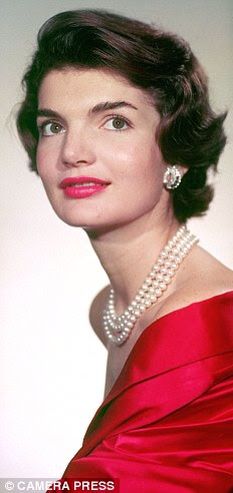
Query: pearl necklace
[{"left": 103, "top": 225, "right": 198, "bottom": 346}]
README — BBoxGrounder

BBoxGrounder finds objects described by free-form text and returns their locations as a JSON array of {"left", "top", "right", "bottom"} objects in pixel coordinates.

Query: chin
[{"left": 54, "top": 209, "right": 105, "bottom": 231}]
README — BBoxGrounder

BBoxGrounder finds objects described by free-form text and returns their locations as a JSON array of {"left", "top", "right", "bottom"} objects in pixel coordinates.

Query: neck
[{"left": 85, "top": 206, "right": 182, "bottom": 313}]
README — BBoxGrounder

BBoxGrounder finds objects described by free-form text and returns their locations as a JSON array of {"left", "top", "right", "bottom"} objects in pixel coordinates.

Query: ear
[
  {"left": 162, "top": 162, "right": 188, "bottom": 177},
  {"left": 177, "top": 164, "right": 189, "bottom": 178}
]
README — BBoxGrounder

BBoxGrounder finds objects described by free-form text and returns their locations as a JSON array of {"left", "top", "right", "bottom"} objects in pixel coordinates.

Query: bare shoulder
[
  {"left": 162, "top": 245, "right": 233, "bottom": 315},
  {"left": 89, "top": 284, "right": 110, "bottom": 347},
  {"left": 187, "top": 246, "right": 233, "bottom": 294},
  {"left": 148, "top": 245, "right": 233, "bottom": 323}
]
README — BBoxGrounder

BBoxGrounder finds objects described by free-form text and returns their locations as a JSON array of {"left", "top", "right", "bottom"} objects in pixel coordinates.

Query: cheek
[
  {"left": 114, "top": 141, "right": 164, "bottom": 187},
  {"left": 36, "top": 141, "right": 56, "bottom": 181},
  {"left": 36, "top": 142, "right": 46, "bottom": 174}
]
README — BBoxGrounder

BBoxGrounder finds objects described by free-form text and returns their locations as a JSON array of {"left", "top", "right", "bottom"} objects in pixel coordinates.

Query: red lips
[
  {"left": 59, "top": 176, "right": 110, "bottom": 199},
  {"left": 60, "top": 176, "right": 110, "bottom": 188}
]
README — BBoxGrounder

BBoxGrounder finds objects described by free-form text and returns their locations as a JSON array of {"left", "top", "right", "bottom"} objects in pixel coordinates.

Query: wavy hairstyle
[{"left": 16, "top": 9, "right": 227, "bottom": 222}]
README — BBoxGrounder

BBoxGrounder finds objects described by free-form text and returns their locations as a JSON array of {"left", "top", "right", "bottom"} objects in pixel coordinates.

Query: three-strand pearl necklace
[{"left": 103, "top": 225, "right": 198, "bottom": 346}]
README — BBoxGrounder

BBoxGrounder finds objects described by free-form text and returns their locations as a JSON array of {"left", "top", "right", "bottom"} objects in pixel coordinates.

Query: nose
[{"left": 60, "top": 127, "right": 96, "bottom": 168}]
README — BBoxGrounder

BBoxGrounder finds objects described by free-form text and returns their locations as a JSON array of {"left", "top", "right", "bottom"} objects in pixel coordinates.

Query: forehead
[{"left": 38, "top": 67, "right": 155, "bottom": 111}]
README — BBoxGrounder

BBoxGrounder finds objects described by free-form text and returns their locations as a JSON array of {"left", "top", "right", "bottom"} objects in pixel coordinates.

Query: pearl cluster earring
[{"left": 163, "top": 165, "right": 182, "bottom": 190}]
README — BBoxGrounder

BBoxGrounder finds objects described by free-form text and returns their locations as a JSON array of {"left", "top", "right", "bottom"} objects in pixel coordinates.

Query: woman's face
[{"left": 36, "top": 68, "right": 172, "bottom": 233}]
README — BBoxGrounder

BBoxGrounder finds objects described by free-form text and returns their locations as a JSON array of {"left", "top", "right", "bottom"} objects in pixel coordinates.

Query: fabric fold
[{"left": 63, "top": 291, "right": 233, "bottom": 492}]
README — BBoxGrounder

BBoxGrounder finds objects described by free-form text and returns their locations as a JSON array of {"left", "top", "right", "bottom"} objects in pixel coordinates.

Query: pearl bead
[
  {"left": 127, "top": 321, "right": 134, "bottom": 328},
  {"left": 139, "top": 305, "right": 146, "bottom": 312},
  {"left": 160, "top": 283, "right": 167, "bottom": 291}
]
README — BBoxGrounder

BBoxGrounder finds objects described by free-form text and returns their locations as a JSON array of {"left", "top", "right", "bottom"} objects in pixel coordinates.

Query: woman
[{"left": 17, "top": 9, "right": 233, "bottom": 492}]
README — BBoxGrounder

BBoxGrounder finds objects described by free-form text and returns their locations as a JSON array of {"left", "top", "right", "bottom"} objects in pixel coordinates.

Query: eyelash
[
  {"left": 37, "top": 114, "right": 132, "bottom": 137},
  {"left": 103, "top": 114, "right": 132, "bottom": 131},
  {"left": 37, "top": 120, "right": 64, "bottom": 137}
]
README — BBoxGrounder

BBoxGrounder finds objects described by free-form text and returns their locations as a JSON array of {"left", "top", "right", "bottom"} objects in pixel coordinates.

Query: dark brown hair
[{"left": 16, "top": 9, "right": 227, "bottom": 222}]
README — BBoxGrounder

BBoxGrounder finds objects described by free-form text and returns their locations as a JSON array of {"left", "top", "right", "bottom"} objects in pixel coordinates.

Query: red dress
[{"left": 63, "top": 291, "right": 233, "bottom": 492}]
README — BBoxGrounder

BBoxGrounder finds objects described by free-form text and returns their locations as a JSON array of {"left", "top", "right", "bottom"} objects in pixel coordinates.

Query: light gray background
[{"left": 1, "top": 0, "right": 233, "bottom": 478}]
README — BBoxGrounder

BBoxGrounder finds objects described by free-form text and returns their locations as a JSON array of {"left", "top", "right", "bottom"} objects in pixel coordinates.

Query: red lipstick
[{"left": 59, "top": 176, "right": 110, "bottom": 199}]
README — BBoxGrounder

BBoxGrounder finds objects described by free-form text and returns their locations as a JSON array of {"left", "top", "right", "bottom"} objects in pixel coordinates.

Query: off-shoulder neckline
[
  {"left": 104, "top": 289, "right": 233, "bottom": 403},
  {"left": 141, "top": 289, "right": 233, "bottom": 334}
]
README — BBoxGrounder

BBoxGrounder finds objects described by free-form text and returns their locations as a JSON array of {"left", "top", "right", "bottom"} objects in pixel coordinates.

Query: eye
[
  {"left": 38, "top": 121, "right": 65, "bottom": 137},
  {"left": 103, "top": 116, "right": 130, "bottom": 131}
]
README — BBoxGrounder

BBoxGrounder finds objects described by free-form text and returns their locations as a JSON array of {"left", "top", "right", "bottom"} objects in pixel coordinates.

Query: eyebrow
[
  {"left": 36, "top": 101, "right": 138, "bottom": 119},
  {"left": 89, "top": 101, "right": 138, "bottom": 114},
  {"left": 36, "top": 109, "right": 62, "bottom": 119}
]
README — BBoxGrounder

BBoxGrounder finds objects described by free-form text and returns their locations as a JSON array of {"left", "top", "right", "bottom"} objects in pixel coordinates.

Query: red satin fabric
[{"left": 63, "top": 291, "right": 233, "bottom": 492}]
